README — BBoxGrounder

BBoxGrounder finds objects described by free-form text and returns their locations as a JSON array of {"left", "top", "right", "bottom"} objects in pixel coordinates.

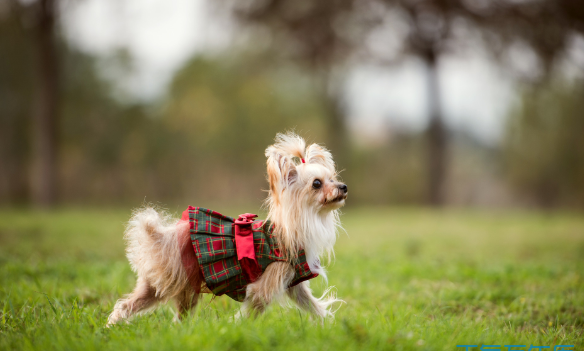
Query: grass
[{"left": 0, "top": 206, "right": 583, "bottom": 350}]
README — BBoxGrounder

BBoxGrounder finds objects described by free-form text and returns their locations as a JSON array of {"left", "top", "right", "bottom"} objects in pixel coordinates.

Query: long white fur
[{"left": 264, "top": 133, "right": 342, "bottom": 278}]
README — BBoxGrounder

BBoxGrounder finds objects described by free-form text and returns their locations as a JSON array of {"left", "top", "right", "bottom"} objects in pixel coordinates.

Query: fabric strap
[{"left": 234, "top": 213, "right": 262, "bottom": 283}]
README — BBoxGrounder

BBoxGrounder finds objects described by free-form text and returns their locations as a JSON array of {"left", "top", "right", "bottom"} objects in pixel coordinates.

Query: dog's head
[
  {"left": 265, "top": 132, "right": 346, "bottom": 261},
  {"left": 265, "top": 133, "right": 347, "bottom": 213}
]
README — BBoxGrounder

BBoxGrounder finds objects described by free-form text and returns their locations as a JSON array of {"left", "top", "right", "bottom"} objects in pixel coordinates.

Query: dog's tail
[{"left": 124, "top": 207, "right": 190, "bottom": 299}]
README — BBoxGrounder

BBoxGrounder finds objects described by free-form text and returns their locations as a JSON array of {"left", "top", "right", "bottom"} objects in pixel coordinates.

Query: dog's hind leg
[
  {"left": 173, "top": 287, "right": 200, "bottom": 322},
  {"left": 240, "top": 262, "right": 295, "bottom": 317},
  {"left": 286, "top": 281, "right": 340, "bottom": 321},
  {"left": 107, "top": 278, "right": 161, "bottom": 326}
]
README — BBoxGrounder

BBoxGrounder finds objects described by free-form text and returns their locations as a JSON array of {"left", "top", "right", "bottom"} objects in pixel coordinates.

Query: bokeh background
[
  {"left": 1, "top": 0, "right": 584, "bottom": 210},
  {"left": 2, "top": 2, "right": 584, "bottom": 348}
]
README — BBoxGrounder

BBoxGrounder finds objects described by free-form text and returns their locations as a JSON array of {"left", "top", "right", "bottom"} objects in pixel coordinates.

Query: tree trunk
[
  {"left": 32, "top": 0, "right": 59, "bottom": 207},
  {"left": 0, "top": 2, "right": 31, "bottom": 205},
  {"left": 318, "top": 70, "right": 348, "bottom": 166},
  {"left": 423, "top": 48, "right": 447, "bottom": 207}
]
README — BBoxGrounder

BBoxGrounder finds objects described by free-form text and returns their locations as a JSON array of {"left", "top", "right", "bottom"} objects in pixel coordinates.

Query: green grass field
[{"left": 1, "top": 207, "right": 583, "bottom": 350}]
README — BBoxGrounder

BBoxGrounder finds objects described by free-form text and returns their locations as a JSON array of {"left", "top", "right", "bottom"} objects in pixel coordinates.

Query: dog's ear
[
  {"left": 266, "top": 147, "right": 298, "bottom": 202},
  {"left": 305, "top": 143, "right": 335, "bottom": 173},
  {"left": 272, "top": 133, "right": 306, "bottom": 161}
]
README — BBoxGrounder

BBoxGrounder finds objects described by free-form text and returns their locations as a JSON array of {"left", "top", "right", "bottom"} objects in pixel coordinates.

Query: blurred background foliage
[
  {"left": 0, "top": 0, "right": 583, "bottom": 210},
  {"left": 504, "top": 83, "right": 584, "bottom": 208}
]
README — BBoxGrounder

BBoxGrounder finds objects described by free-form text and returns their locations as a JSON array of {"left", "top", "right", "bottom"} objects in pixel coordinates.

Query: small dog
[{"left": 107, "top": 133, "right": 347, "bottom": 325}]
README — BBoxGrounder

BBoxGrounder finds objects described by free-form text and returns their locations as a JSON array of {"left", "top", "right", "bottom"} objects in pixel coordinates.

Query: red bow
[{"left": 234, "top": 213, "right": 262, "bottom": 282}]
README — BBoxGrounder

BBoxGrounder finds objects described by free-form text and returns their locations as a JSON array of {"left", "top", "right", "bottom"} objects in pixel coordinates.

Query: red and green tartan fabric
[{"left": 182, "top": 206, "right": 318, "bottom": 302}]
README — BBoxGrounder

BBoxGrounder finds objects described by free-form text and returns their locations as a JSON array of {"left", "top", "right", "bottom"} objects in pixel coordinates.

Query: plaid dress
[{"left": 181, "top": 206, "right": 318, "bottom": 302}]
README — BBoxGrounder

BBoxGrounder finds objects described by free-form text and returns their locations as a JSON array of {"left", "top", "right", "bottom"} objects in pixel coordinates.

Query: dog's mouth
[{"left": 324, "top": 193, "right": 348, "bottom": 206}]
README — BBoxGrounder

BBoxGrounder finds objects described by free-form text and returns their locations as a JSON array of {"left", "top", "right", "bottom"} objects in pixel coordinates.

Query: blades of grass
[
  {"left": 297, "top": 309, "right": 305, "bottom": 333},
  {"left": 87, "top": 310, "right": 98, "bottom": 330},
  {"left": 38, "top": 292, "right": 58, "bottom": 316},
  {"left": 375, "top": 306, "right": 390, "bottom": 332},
  {"left": 2, "top": 298, "right": 8, "bottom": 326},
  {"left": 8, "top": 296, "right": 15, "bottom": 319}
]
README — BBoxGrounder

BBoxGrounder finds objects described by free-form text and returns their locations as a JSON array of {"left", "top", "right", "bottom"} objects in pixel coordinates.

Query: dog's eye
[{"left": 312, "top": 179, "right": 322, "bottom": 189}]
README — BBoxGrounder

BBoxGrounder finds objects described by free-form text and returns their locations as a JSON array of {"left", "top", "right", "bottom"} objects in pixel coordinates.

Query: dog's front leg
[
  {"left": 240, "top": 262, "right": 295, "bottom": 317},
  {"left": 286, "top": 281, "right": 340, "bottom": 321}
]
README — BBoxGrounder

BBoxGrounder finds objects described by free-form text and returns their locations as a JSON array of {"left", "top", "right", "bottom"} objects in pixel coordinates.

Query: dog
[{"left": 107, "top": 133, "right": 348, "bottom": 325}]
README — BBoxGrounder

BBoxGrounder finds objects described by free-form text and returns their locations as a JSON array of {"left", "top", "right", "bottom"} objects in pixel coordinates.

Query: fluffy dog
[{"left": 107, "top": 133, "right": 347, "bottom": 325}]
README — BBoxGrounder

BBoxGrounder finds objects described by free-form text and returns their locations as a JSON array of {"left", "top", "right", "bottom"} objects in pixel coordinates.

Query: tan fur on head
[
  {"left": 305, "top": 143, "right": 335, "bottom": 173},
  {"left": 264, "top": 132, "right": 347, "bottom": 281},
  {"left": 272, "top": 133, "right": 307, "bottom": 161}
]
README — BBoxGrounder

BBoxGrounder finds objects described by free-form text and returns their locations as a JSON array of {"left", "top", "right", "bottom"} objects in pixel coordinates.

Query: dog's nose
[{"left": 338, "top": 184, "right": 348, "bottom": 193}]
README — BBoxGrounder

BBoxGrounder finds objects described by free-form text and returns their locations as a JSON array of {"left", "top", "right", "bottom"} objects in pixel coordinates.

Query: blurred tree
[
  {"left": 376, "top": 0, "right": 461, "bottom": 206},
  {"left": 0, "top": 0, "right": 61, "bottom": 207},
  {"left": 469, "top": 1, "right": 584, "bottom": 208},
  {"left": 57, "top": 46, "right": 151, "bottom": 204},
  {"left": 387, "top": 0, "right": 584, "bottom": 206},
  {"left": 2, "top": 0, "right": 581, "bottom": 208},
  {"left": 0, "top": 11, "right": 333, "bottom": 207},
  {"left": 464, "top": 1, "right": 584, "bottom": 81},
  {"left": 229, "top": 0, "right": 490, "bottom": 206},
  {"left": 0, "top": 1, "right": 34, "bottom": 204},
  {"left": 349, "top": 133, "right": 426, "bottom": 205},
  {"left": 159, "top": 53, "right": 329, "bottom": 204},
  {"left": 231, "top": 0, "right": 363, "bottom": 167},
  {"left": 32, "top": 0, "right": 60, "bottom": 207},
  {"left": 230, "top": 0, "right": 584, "bottom": 207},
  {"left": 33, "top": 0, "right": 59, "bottom": 207},
  {"left": 504, "top": 82, "right": 584, "bottom": 208},
  {"left": 0, "top": 0, "right": 151, "bottom": 206}
]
